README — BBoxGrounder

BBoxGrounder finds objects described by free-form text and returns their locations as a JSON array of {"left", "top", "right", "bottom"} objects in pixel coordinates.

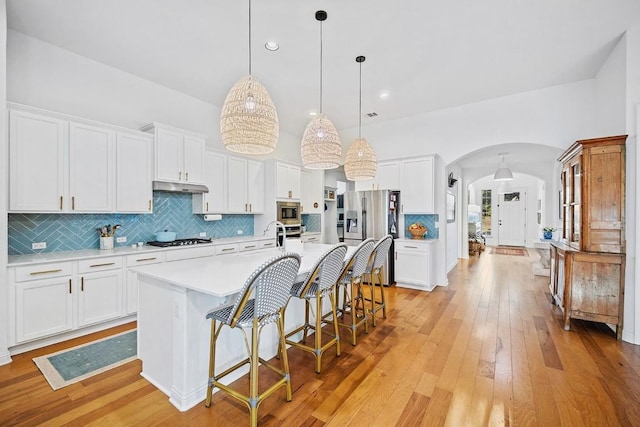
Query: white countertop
[
  {"left": 132, "top": 243, "right": 355, "bottom": 298},
  {"left": 7, "top": 235, "right": 273, "bottom": 266},
  {"left": 394, "top": 237, "right": 438, "bottom": 243}
]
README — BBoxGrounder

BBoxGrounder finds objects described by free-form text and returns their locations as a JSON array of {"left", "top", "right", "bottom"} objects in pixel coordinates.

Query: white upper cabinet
[
  {"left": 246, "top": 160, "right": 265, "bottom": 214},
  {"left": 227, "top": 156, "right": 264, "bottom": 213},
  {"left": 354, "top": 160, "right": 400, "bottom": 191},
  {"left": 143, "top": 123, "right": 206, "bottom": 184},
  {"left": 116, "top": 132, "right": 153, "bottom": 213},
  {"left": 275, "top": 163, "right": 301, "bottom": 200},
  {"left": 401, "top": 156, "right": 434, "bottom": 214},
  {"left": 9, "top": 109, "right": 67, "bottom": 212},
  {"left": 9, "top": 105, "right": 155, "bottom": 214},
  {"left": 183, "top": 135, "right": 205, "bottom": 184},
  {"left": 300, "top": 170, "right": 323, "bottom": 214},
  {"left": 193, "top": 152, "right": 227, "bottom": 214},
  {"left": 69, "top": 122, "right": 115, "bottom": 212}
]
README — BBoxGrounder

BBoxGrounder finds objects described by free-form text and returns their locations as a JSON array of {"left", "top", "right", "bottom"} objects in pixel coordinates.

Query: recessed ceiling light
[
  {"left": 265, "top": 41, "right": 279, "bottom": 51},
  {"left": 379, "top": 91, "right": 390, "bottom": 100}
]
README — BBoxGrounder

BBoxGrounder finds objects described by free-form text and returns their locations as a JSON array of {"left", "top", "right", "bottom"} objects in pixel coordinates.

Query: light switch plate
[
  {"left": 116, "top": 236, "right": 127, "bottom": 243},
  {"left": 199, "top": 232, "right": 207, "bottom": 237},
  {"left": 32, "top": 242, "right": 46, "bottom": 250},
  {"left": 237, "top": 230, "right": 243, "bottom": 235}
]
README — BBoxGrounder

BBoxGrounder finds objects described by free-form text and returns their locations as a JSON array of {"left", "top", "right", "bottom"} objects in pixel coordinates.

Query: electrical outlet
[
  {"left": 32, "top": 242, "right": 46, "bottom": 250},
  {"left": 116, "top": 236, "right": 127, "bottom": 243},
  {"left": 199, "top": 232, "right": 207, "bottom": 237},
  {"left": 237, "top": 230, "right": 243, "bottom": 235}
]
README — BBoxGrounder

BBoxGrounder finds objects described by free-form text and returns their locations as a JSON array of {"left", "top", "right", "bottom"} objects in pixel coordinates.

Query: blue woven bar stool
[
  {"left": 283, "top": 243, "right": 348, "bottom": 373},
  {"left": 204, "top": 252, "right": 301, "bottom": 427},
  {"left": 363, "top": 235, "right": 393, "bottom": 326},
  {"left": 336, "top": 238, "right": 375, "bottom": 346}
]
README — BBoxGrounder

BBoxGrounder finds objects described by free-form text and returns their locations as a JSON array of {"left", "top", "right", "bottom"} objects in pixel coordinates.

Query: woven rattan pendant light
[
  {"left": 220, "top": 0, "right": 279, "bottom": 154},
  {"left": 345, "top": 56, "right": 376, "bottom": 181},
  {"left": 300, "top": 10, "right": 341, "bottom": 169}
]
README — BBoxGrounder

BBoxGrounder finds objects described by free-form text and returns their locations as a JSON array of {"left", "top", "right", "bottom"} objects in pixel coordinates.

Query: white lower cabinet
[
  {"left": 12, "top": 262, "right": 74, "bottom": 344},
  {"left": 76, "top": 257, "right": 124, "bottom": 328},
  {"left": 78, "top": 270, "right": 123, "bottom": 327},
  {"left": 394, "top": 239, "right": 436, "bottom": 291},
  {"left": 125, "top": 253, "right": 165, "bottom": 314}
]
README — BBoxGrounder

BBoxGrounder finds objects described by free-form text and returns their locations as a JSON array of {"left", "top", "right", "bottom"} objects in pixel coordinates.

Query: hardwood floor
[{"left": 3, "top": 249, "right": 640, "bottom": 426}]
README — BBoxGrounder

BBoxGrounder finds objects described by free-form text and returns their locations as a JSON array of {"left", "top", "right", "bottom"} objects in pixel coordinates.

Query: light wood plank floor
[{"left": 3, "top": 249, "right": 640, "bottom": 426}]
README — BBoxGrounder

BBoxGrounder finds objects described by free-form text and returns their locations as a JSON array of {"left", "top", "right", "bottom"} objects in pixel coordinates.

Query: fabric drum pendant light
[
  {"left": 345, "top": 56, "right": 376, "bottom": 181},
  {"left": 220, "top": 0, "right": 279, "bottom": 155},
  {"left": 300, "top": 10, "right": 341, "bottom": 169}
]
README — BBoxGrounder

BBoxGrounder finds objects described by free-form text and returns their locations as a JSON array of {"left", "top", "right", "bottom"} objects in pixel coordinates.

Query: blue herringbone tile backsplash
[
  {"left": 403, "top": 214, "right": 439, "bottom": 239},
  {"left": 8, "top": 192, "right": 254, "bottom": 255},
  {"left": 301, "top": 214, "right": 321, "bottom": 232}
]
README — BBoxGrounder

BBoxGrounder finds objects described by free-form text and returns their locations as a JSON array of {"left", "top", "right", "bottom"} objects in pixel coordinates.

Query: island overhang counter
[{"left": 132, "top": 244, "right": 354, "bottom": 411}]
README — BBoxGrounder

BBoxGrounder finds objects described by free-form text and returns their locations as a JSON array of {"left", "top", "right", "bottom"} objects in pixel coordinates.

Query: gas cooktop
[{"left": 147, "top": 238, "right": 213, "bottom": 247}]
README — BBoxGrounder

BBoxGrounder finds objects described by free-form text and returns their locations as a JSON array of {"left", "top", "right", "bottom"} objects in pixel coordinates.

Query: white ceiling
[{"left": 6, "top": 0, "right": 640, "bottom": 169}]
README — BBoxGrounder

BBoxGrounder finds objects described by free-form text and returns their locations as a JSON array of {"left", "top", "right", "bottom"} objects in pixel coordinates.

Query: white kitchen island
[{"left": 132, "top": 244, "right": 352, "bottom": 411}]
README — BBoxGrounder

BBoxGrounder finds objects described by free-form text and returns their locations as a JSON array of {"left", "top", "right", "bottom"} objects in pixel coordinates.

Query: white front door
[{"left": 498, "top": 191, "right": 526, "bottom": 246}]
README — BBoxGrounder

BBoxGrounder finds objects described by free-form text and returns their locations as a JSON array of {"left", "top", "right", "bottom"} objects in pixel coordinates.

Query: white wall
[
  {"left": 594, "top": 34, "right": 627, "bottom": 136},
  {"left": 338, "top": 80, "right": 596, "bottom": 165},
  {"left": 6, "top": 30, "right": 303, "bottom": 165},
  {"left": 1, "top": 0, "right": 11, "bottom": 365}
]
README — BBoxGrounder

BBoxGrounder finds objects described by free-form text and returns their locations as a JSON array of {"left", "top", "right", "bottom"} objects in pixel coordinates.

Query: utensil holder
[{"left": 100, "top": 236, "right": 114, "bottom": 250}]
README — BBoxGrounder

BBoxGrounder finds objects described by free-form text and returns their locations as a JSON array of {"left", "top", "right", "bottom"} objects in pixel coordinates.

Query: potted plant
[{"left": 542, "top": 226, "right": 555, "bottom": 240}]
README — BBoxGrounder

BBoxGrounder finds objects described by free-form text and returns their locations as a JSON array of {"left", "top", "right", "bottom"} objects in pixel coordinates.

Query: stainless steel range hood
[{"left": 152, "top": 181, "right": 209, "bottom": 194}]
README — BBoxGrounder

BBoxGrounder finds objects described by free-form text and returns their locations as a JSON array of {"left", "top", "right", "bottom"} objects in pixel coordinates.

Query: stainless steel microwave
[{"left": 277, "top": 201, "right": 301, "bottom": 225}]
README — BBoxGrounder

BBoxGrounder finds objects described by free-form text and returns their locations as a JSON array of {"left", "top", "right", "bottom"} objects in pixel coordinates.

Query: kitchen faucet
[{"left": 263, "top": 220, "right": 286, "bottom": 252}]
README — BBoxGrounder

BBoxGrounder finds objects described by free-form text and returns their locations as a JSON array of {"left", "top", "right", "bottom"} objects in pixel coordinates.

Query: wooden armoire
[{"left": 549, "top": 135, "right": 626, "bottom": 339}]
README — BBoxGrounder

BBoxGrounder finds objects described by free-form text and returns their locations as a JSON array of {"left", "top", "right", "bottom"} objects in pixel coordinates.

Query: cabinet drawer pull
[
  {"left": 249, "top": 203, "right": 252, "bottom": 212},
  {"left": 403, "top": 245, "right": 418, "bottom": 249},
  {"left": 30, "top": 269, "right": 63, "bottom": 275},
  {"left": 72, "top": 196, "right": 75, "bottom": 210},
  {"left": 263, "top": 242, "right": 274, "bottom": 247},
  {"left": 206, "top": 202, "right": 209, "bottom": 212},
  {"left": 245, "top": 245, "right": 256, "bottom": 249},
  {"left": 136, "top": 257, "right": 157, "bottom": 262},
  {"left": 245, "top": 203, "right": 248, "bottom": 212},
  {"left": 148, "top": 200, "right": 152, "bottom": 211},
  {"left": 69, "top": 279, "right": 72, "bottom": 294},
  {"left": 178, "top": 171, "right": 182, "bottom": 181},
  {"left": 89, "top": 262, "right": 116, "bottom": 268},
  {"left": 185, "top": 172, "right": 189, "bottom": 181},
  {"left": 81, "top": 276, "right": 84, "bottom": 291},
  {"left": 221, "top": 248, "right": 234, "bottom": 252},
  {"left": 60, "top": 196, "right": 63, "bottom": 210}
]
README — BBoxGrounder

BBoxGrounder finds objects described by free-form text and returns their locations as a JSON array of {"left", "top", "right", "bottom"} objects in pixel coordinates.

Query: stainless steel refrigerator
[{"left": 343, "top": 190, "right": 400, "bottom": 285}]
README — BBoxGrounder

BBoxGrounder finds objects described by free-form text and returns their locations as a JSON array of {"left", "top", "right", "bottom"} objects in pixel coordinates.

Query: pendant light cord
[
  {"left": 358, "top": 61, "right": 362, "bottom": 139},
  {"left": 248, "top": 0, "right": 252, "bottom": 75},
  {"left": 319, "top": 19, "right": 323, "bottom": 114}
]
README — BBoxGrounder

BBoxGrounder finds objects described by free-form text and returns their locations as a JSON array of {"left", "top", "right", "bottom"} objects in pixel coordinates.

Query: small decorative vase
[{"left": 543, "top": 231, "right": 552, "bottom": 240}]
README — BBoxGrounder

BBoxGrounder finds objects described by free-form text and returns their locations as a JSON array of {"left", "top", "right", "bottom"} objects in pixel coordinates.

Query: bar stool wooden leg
[
  {"left": 205, "top": 318, "right": 218, "bottom": 407},
  {"left": 276, "top": 310, "right": 292, "bottom": 402},
  {"left": 249, "top": 318, "right": 259, "bottom": 427},
  {"left": 314, "top": 295, "right": 323, "bottom": 373},
  {"left": 378, "top": 270, "right": 387, "bottom": 319},
  {"left": 330, "top": 287, "right": 341, "bottom": 357}
]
